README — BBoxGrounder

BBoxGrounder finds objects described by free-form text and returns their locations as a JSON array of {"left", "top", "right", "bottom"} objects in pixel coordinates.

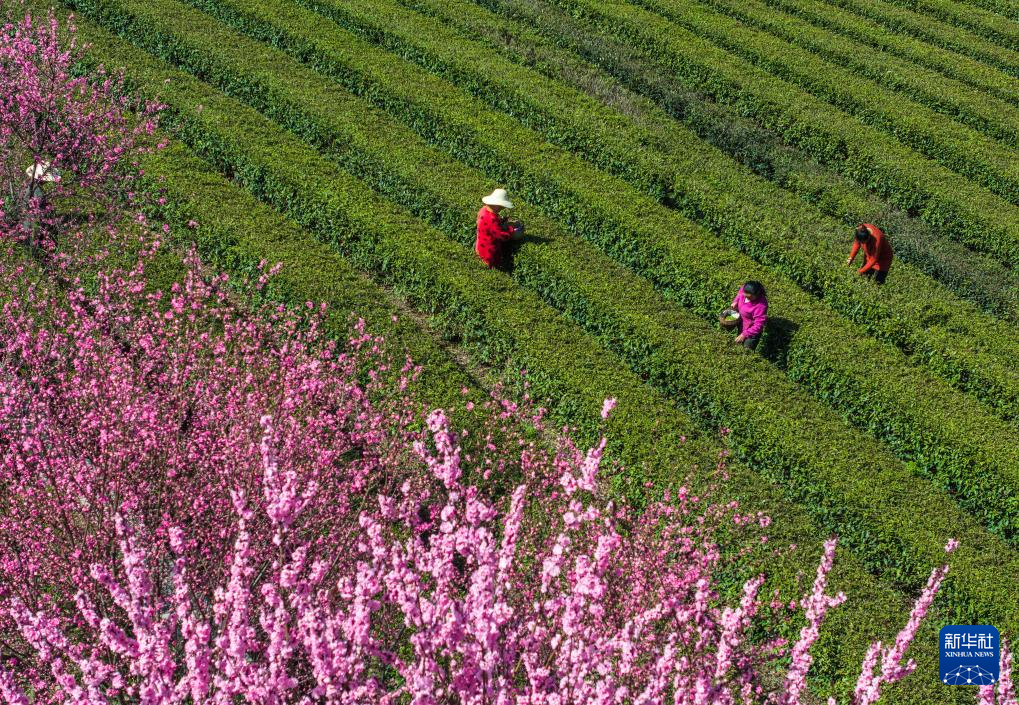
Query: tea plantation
[{"left": 36, "top": 0, "right": 1019, "bottom": 700}]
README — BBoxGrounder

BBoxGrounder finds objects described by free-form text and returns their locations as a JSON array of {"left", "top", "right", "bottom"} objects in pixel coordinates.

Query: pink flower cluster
[
  {"left": 1, "top": 395, "right": 1003, "bottom": 704},
  {"left": 0, "top": 236, "right": 425, "bottom": 628}
]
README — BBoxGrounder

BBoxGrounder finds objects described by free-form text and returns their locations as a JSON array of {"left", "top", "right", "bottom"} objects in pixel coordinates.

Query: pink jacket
[{"left": 732, "top": 287, "right": 768, "bottom": 338}]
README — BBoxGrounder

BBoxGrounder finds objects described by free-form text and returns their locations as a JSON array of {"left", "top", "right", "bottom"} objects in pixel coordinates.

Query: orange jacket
[{"left": 849, "top": 223, "right": 894, "bottom": 273}]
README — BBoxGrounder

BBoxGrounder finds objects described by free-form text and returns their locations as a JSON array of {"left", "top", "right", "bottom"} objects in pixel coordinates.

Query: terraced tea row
[
  {"left": 752, "top": 0, "right": 1019, "bottom": 106},
  {"left": 629, "top": 0, "right": 1019, "bottom": 209},
  {"left": 65, "top": 0, "right": 1019, "bottom": 544},
  {"left": 772, "top": 0, "right": 1019, "bottom": 99},
  {"left": 164, "top": 0, "right": 1019, "bottom": 433},
  {"left": 550, "top": 0, "right": 1019, "bottom": 272},
  {"left": 59, "top": 0, "right": 1019, "bottom": 649},
  {"left": 960, "top": 0, "right": 1019, "bottom": 22},
  {"left": 691, "top": 0, "right": 1019, "bottom": 148},
  {"left": 450, "top": 0, "right": 1019, "bottom": 319},
  {"left": 879, "top": 0, "right": 1019, "bottom": 49},
  {"left": 824, "top": 0, "right": 1019, "bottom": 76}
]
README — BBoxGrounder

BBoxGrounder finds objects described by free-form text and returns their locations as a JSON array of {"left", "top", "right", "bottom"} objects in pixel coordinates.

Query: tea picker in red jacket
[
  {"left": 476, "top": 188, "right": 523, "bottom": 268},
  {"left": 847, "top": 223, "right": 894, "bottom": 284}
]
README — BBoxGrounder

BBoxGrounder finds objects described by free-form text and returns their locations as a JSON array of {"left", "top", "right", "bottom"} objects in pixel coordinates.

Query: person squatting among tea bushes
[
  {"left": 16, "top": 160, "right": 61, "bottom": 251},
  {"left": 730, "top": 280, "right": 768, "bottom": 351},
  {"left": 848, "top": 222, "right": 894, "bottom": 285},
  {"left": 476, "top": 188, "right": 524, "bottom": 268}
]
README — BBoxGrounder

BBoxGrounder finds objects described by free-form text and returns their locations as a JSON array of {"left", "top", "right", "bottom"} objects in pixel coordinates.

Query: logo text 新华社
[
  {"left": 943, "top": 632, "right": 996, "bottom": 657},
  {"left": 940, "top": 625, "right": 1000, "bottom": 686}
]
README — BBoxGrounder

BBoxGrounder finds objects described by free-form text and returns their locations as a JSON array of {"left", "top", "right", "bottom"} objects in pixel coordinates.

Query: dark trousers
[
  {"left": 862, "top": 267, "right": 889, "bottom": 285},
  {"left": 739, "top": 321, "right": 761, "bottom": 350}
]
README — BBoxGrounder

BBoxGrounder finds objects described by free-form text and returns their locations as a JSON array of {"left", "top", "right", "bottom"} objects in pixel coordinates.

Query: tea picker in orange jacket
[
  {"left": 476, "top": 188, "right": 524, "bottom": 268},
  {"left": 847, "top": 223, "right": 894, "bottom": 285}
]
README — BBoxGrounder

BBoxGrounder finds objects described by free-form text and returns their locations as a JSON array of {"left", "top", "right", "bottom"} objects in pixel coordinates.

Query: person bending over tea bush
[{"left": 848, "top": 223, "right": 894, "bottom": 285}]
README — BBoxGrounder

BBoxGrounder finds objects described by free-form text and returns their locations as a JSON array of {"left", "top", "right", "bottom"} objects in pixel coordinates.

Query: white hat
[
  {"left": 482, "top": 188, "right": 513, "bottom": 209},
  {"left": 25, "top": 161, "right": 59, "bottom": 182}
]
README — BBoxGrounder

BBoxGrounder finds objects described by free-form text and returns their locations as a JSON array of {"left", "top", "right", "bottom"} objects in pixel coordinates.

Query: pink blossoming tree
[
  {"left": 0, "top": 0, "right": 161, "bottom": 254},
  {"left": 0, "top": 376, "right": 1005, "bottom": 703},
  {"left": 0, "top": 237, "right": 430, "bottom": 611}
]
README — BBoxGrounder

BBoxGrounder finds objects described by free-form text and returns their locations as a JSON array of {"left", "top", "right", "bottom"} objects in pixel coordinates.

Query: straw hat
[
  {"left": 25, "top": 161, "right": 59, "bottom": 183},
  {"left": 481, "top": 188, "right": 513, "bottom": 209}
]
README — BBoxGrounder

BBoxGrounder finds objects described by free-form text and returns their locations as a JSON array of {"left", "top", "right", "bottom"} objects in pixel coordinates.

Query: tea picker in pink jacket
[{"left": 729, "top": 280, "right": 768, "bottom": 351}]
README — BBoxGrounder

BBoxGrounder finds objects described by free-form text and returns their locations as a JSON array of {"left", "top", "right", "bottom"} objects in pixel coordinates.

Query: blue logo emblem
[{"left": 940, "top": 625, "right": 999, "bottom": 685}]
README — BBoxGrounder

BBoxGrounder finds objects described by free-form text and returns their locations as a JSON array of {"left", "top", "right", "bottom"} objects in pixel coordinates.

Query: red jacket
[
  {"left": 849, "top": 223, "right": 894, "bottom": 273},
  {"left": 475, "top": 206, "right": 513, "bottom": 267}
]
